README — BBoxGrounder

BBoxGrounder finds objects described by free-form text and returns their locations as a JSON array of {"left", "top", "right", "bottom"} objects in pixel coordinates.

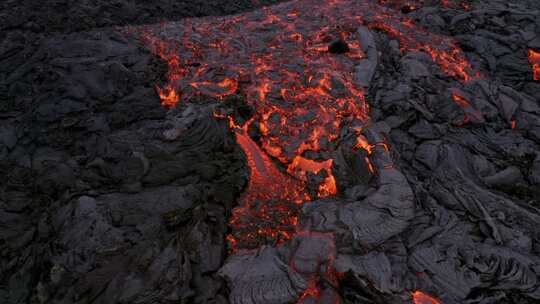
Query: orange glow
[
  {"left": 412, "top": 291, "right": 442, "bottom": 304},
  {"left": 190, "top": 77, "right": 238, "bottom": 98},
  {"left": 451, "top": 93, "right": 471, "bottom": 108},
  {"left": 528, "top": 49, "right": 540, "bottom": 81},
  {"left": 365, "top": 156, "right": 375, "bottom": 174},
  {"left": 452, "top": 93, "right": 484, "bottom": 124},
  {"left": 354, "top": 135, "right": 372, "bottom": 153},
  {"left": 131, "top": 0, "right": 479, "bottom": 259},
  {"left": 124, "top": 1, "right": 487, "bottom": 302},
  {"left": 156, "top": 85, "right": 180, "bottom": 107},
  {"left": 229, "top": 128, "right": 310, "bottom": 250},
  {"left": 297, "top": 281, "right": 320, "bottom": 302},
  {"left": 369, "top": 19, "right": 479, "bottom": 81},
  {"left": 287, "top": 156, "right": 337, "bottom": 197}
]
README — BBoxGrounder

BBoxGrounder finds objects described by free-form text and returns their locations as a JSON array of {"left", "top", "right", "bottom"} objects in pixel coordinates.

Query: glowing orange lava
[
  {"left": 368, "top": 19, "right": 479, "bottom": 81},
  {"left": 292, "top": 231, "right": 340, "bottom": 304},
  {"left": 529, "top": 49, "right": 540, "bottom": 81},
  {"left": 131, "top": 0, "right": 478, "bottom": 251},
  {"left": 156, "top": 84, "right": 180, "bottom": 107},
  {"left": 127, "top": 0, "right": 481, "bottom": 302},
  {"left": 412, "top": 291, "right": 442, "bottom": 304},
  {"left": 451, "top": 93, "right": 484, "bottom": 124},
  {"left": 229, "top": 127, "right": 310, "bottom": 249}
]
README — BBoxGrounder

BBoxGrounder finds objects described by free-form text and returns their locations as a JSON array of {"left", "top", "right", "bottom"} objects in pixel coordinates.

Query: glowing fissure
[
  {"left": 378, "top": 0, "right": 472, "bottom": 11},
  {"left": 451, "top": 93, "right": 484, "bottom": 124},
  {"left": 529, "top": 48, "right": 540, "bottom": 81},
  {"left": 131, "top": 0, "right": 479, "bottom": 301},
  {"left": 229, "top": 128, "right": 309, "bottom": 249}
]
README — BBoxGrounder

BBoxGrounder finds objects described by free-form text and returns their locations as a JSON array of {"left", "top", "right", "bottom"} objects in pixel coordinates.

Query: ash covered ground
[{"left": 1, "top": 1, "right": 540, "bottom": 304}]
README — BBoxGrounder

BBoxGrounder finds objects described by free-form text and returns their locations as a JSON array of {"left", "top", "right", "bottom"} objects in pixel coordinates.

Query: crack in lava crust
[
  {"left": 412, "top": 291, "right": 442, "bottom": 304},
  {"left": 228, "top": 130, "right": 309, "bottom": 249},
  {"left": 529, "top": 48, "right": 540, "bottom": 81},
  {"left": 125, "top": 0, "right": 478, "bottom": 256}
]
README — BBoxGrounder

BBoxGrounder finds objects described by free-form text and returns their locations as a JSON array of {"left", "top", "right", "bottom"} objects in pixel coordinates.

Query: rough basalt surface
[
  {"left": 0, "top": 29, "right": 248, "bottom": 303},
  {"left": 1, "top": 1, "right": 540, "bottom": 304}
]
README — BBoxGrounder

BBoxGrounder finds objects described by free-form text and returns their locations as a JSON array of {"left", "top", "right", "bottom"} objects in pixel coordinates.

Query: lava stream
[
  {"left": 412, "top": 291, "right": 442, "bottom": 304},
  {"left": 130, "top": 0, "right": 479, "bottom": 249},
  {"left": 529, "top": 48, "right": 540, "bottom": 81},
  {"left": 229, "top": 127, "right": 309, "bottom": 249},
  {"left": 127, "top": 0, "right": 480, "bottom": 302}
]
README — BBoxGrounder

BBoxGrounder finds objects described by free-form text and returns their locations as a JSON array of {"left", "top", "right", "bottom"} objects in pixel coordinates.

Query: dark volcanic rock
[
  {"left": 0, "top": 27, "right": 246, "bottom": 303},
  {"left": 0, "top": 0, "right": 287, "bottom": 35},
  {"left": 2, "top": 0, "right": 540, "bottom": 304}
]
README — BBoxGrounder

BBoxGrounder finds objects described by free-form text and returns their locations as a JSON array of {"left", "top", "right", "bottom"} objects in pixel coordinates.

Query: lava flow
[
  {"left": 412, "top": 291, "right": 442, "bottom": 304},
  {"left": 529, "top": 48, "right": 540, "bottom": 81},
  {"left": 127, "top": 0, "right": 478, "bottom": 301},
  {"left": 227, "top": 123, "right": 310, "bottom": 249},
  {"left": 378, "top": 0, "right": 472, "bottom": 12},
  {"left": 130, "top": 0, "right": 479, "bottom": 251}
]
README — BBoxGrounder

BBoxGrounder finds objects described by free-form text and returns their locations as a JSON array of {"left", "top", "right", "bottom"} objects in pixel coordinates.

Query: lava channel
[
  {"left": 412, "top": 291, "right": 442, "bottom": 304},
  {"left": 126, "top": 0, "right": 479, "bottom": 252},
  {"left": 125, "top": 0, "right": 480, "bottom": 301},
  {"left": 529, "top": 48, "right": 540, "bottom": 81}
]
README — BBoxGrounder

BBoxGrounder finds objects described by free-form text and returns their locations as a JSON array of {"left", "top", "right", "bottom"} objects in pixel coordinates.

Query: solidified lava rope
[{"left": 126, "top": 0, "right": 478, "bottom": 302}]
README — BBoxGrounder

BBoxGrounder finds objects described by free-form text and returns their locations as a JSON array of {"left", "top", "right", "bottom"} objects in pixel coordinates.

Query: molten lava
[
  {"left": 128, "top": 0, "right": 478, "bottom": 301},
  {"left": 292, "top": 231, "right": 340, "bottom": 304},
  {"left": 451, "top": 93, "right": 484, "bottom": 124},
  {"left": 157, "top": 84, "right": 180, "bottom": 107},
  {"left": 368, "top": 19, "right": 478, "bottom": 81},
  {"left": 412, "top": 291, "right": 442, "bottom": 304},
  {"left": 379, "top": 0, "right": 472, "bottom": 12},
  {"left": 131, "top": 0, "right": 478, "bottom": 250},
  {"left": 229, "top": 127, "right": 310, "bottom": 248},
  {"left": 529, "top": 48, "right": 540, "bottom": 81}
]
